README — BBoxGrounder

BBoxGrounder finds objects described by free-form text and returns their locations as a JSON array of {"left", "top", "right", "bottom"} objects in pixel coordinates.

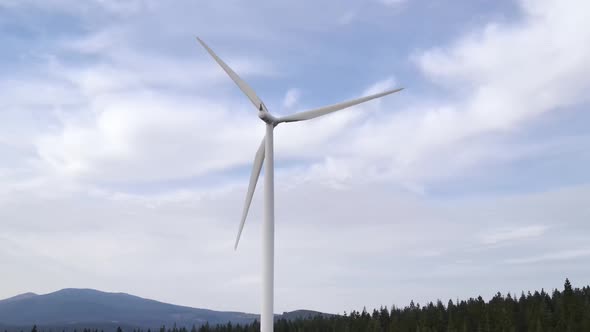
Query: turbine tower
[{"left": 196, "top": 38, "right": 403, "bottom": 332}]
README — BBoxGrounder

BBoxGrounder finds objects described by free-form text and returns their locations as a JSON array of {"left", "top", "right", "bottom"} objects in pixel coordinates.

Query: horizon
[
  {"left": 1, "top": 0, "right": 589, "bottom": 315},
  {"left": 1, "top": 281, "right": 588, "bottom": 331},
  {"left": 1, "top": 278, "right": 584, "bottom": 315}
]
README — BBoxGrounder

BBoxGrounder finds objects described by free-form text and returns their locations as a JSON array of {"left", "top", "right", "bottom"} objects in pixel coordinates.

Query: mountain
[
  {"left": 0, "top": 288, "right": 259, "bottom": 331},
  {"left": 0, "top": 289, "right": 332, "bottom": 331},
  {"left": 0, "top": 292, "right": 38, "bottom": 303},
  {"left": 279, "top": 310, "right": 332, "bottom": 321}
]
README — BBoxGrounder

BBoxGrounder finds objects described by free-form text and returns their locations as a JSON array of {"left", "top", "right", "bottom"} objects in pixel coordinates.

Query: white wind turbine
[{"left": 196, "top": 38, "right": 403, "bottom": 332}]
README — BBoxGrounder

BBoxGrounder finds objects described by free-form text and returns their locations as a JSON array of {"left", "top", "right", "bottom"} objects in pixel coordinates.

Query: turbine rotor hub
[{"left": 258, "top": 108, "right": 277, "bottom": 125}]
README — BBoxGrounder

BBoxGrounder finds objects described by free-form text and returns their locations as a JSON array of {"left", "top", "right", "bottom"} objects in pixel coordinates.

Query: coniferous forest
[{"left": 16, "top": 279, "right": 590, "bottom": 332}]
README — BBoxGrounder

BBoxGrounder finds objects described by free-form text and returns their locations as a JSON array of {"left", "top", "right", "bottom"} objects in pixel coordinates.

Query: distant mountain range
[{"left": 0, "top": 289, "right": 328, "bottom": 331}]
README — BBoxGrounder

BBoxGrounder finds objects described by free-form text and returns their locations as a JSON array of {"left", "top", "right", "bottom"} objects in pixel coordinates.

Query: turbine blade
[
  {"left": 278, "top": 87, "right": 404, "bottom": 123},
  {"left": 235, "top": 137, "right": 266, "bottom": 250},
  {"left": 196, "top": 37, "right": 265, "bottom": 111}
]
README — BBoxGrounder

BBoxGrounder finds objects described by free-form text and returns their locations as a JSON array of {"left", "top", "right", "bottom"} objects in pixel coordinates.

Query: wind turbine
[{"left": 196, "top": 38, "right": 403, "bottom": 332}]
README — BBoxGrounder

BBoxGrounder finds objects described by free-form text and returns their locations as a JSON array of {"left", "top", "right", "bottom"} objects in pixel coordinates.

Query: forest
[{"left": 20, "top": 279, "right": 590, "bottom": 332}]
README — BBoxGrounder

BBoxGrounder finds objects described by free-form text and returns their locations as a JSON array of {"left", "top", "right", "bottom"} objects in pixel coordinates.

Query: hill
[{"left": 0, "top": 288, "right": 262, "bottom": 330}]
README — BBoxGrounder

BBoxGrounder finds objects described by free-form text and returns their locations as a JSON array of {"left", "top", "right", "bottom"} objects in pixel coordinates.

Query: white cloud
[
  {"left": 12, "top": 29, "right": 276, "bottom": 184},
  {"left": 363, "top": 77, "right": 397, "bottom": 95},
  {"left": 505, "top": 249, "right": 590, "bottom": 264},
  {"left": 281, "top": 88, "right": 301, "bottom": 109},
  {"left": 416, "top": 0, "right": 590, "bottom": 127},
  {"left": 34, "top": 94, "right": 264, "bottom": 182},
  {"left": 322, "top": 0, "right": 590, "bottom": 186},
  {"left": 480, "top": 225, "right": 549, "bottom": 245},
  {"left": 1, "top": 178, "right": 589, "bottom": 313},
  {"left": 338, "top": 10, "right": 357, "bottom": 25}
]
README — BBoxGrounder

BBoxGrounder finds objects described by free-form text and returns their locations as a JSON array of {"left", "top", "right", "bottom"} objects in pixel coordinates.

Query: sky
[{"left": 1, "top": 0, "right": 590, "bottom": 315}]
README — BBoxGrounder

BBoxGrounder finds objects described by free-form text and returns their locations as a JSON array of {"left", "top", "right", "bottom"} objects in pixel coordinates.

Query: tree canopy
[{"left": 23, "top": 279, "right": 590, "bottom": 332}]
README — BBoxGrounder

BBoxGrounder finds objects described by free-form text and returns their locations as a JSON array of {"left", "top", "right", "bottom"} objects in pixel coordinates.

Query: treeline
[{"left": 18, "top": 279, "right": 590, "bottom": 332}]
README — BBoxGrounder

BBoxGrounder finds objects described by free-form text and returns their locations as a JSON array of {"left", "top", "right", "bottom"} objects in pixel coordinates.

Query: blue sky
[{"left": 1, "top": 0, "right": 590, "bottom": 315}]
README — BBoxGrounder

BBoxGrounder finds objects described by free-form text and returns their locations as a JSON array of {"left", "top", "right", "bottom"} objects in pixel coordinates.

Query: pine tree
[{"left": 564, "top": 278, "right": 573, "bottom": 296}]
